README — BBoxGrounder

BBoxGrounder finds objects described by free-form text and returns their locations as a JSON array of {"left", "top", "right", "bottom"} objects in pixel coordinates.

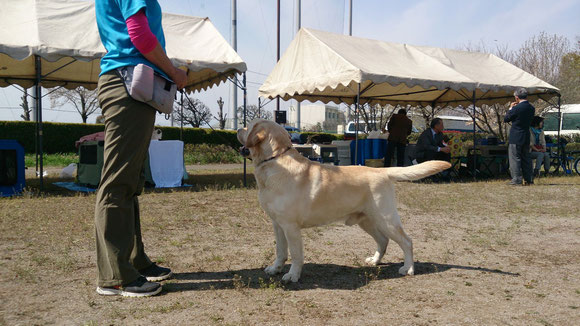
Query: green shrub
[
  {"left": 0, "top": 121, "right": 103, "bottom": 154},
  {"left": 299, "top": 132, "right": 344, "bottom": 144},
  {"left": 0, "top": 121, "right": 241, "bottom": 154}
]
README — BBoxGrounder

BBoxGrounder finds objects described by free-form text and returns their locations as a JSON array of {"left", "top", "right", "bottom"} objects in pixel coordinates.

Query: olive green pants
[{"left": 95, "top": 71, "right": 156, "bottom": 287}]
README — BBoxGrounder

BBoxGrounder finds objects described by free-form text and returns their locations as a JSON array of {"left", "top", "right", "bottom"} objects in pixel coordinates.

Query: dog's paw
[
  {"left": 264, "top": 264, "right": 283, "bottom": 275},
  {"left": 398, "top": 264, "right": 415, "bottom": 276},
  {"left": 281, "top": 272, "right": 300, "bottom": 283},
  {"left": 365, "top": 256, "right": 379, "bottom": 266}
]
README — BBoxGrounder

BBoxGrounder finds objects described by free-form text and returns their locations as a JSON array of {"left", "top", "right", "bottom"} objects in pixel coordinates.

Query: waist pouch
[{"left": 117, "top": 64, "right": 177, "bottom": 114}]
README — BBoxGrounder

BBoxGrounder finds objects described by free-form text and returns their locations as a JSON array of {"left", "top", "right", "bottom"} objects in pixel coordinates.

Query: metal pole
[
  {"left": 295, "top": 0, "right": 301, "bottom": 130},
  {"left": 243, "top": 72, "right": 247, "bottom": 187},
  {"left": 354, "top": 83, "right": 360, "bottom": 165},
  {"left": 348, "top": 0, "right": 353, "bottom": 36},
  {"left": 276, "top": 0, "right": 280, "bottom": 115},
  {"left": 258, "top": 97, "right": 261, "bottom": 117},
  {"left": 230, "top": 0, "right": 238, "bottom": 129},
  {"left": 35, "top": 55, "right": 44, "bottom": 189},
  {"left": 346, "top": 0, "right": 353, "bottom": 123},
  {"left": 557, "top": 95, "right": 561, "bottom": 162},
  {"left": 472, "top": 90, "right": 477, "bottom": 181},
  {"left": 180, "top": 91, "right": 184, "bottom": 141}
]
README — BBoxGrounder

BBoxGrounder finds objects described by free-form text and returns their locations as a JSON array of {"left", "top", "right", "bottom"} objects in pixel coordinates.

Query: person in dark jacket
[
  {"left": 504, "top": 88, "right": 535, "bottom": 185},
  {"left": 384, "top": 109, "right": 413, "bottom": 167},
  {"left": 415, "top": 118, "right": 451, "bottom": 163}
]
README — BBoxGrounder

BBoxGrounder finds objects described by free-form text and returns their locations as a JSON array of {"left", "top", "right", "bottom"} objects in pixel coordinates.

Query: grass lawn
[{"left": 1, "top": 166, "right": 579, "bottom": 325}]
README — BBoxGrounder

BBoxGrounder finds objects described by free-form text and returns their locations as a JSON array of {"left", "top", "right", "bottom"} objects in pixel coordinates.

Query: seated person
[
  {"left": 529, "top": 116, "right": 550, "bottom": 176},
  {"left": 415, "top": 118, "right": 451, "bottom": 163}
]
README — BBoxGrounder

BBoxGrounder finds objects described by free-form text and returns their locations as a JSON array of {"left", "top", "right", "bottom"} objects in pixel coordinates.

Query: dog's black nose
[{"left": 239, "top": 146, "right": 250, "bottom": 157}]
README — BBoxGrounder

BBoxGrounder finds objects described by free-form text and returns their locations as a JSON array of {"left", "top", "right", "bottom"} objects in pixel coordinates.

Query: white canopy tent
[
  {"left": 259, "top": 28, "right": 562, "bottom": 175},
  {"left": 0, "top": 0, "right": 248, "bottom": 188}
]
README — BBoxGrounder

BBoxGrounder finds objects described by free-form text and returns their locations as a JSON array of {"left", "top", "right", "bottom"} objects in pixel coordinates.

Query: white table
[{"left": 148, "top": 140, "right": 184, "bottom": 188}]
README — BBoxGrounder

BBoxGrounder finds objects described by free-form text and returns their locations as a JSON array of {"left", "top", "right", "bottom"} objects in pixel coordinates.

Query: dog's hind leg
[
  {"left": 381, "top": 214, "right": 414, "bottom": 276},
  {"left": 358, "top": 217, "right": 389, "bottom": 266},
  {"left": 265, "top": 220, "right": 288, "bottom": 275},
  {"left": 280, "top": 224, "right": 303, "bottom": 283}
]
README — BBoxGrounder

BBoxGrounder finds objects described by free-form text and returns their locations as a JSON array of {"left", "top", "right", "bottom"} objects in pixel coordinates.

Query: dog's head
[{"left": 237, "top": 119, "right": 292, "bottom": 163}]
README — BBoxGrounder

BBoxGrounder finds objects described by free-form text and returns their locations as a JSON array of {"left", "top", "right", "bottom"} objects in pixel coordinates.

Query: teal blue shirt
[{"left": 95, "top": 0, "right": 166, "bottom": 76}]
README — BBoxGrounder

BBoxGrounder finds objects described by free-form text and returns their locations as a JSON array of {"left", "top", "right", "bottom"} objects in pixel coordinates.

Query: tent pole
[
  {"left": 180, "top": 91, "right": 184, "bottom": 141},
  {"left": 472, "top": 90, "right": 476, "bottom": 181},
  {"left": 354, "top": 83, "right": 360, "bottom": 165},
  {"left": 35, "top": 55, "right": 44, "bottom": 190},
  {"left": 243, "top": 72, "right": 247, "bottom": 187},
  {"left": 557, "top": 95, "right": 561, "bottom": 162},
  {"left": 276, "top": 0, "right": 280, "bottom": 115}
]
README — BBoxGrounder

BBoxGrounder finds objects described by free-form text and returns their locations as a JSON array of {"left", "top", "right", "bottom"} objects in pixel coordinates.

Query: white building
[{"left": 288, "top": 103, "right": 346, "bottom": 133}]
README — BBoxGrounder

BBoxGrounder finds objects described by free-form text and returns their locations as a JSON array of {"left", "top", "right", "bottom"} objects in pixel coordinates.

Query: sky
[{"left": 1, "top": 0, "right": 579, "bottom": 127}]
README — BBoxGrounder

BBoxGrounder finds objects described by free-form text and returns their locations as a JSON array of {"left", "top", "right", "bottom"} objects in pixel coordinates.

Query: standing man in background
[
  {"left": 504, "top": 88, "right": 535, "bottom": 185},
  {"left": 94, "top": 0, "right": 187, "bottom": 297},
  {"left": 384, "top": 109, "right": 413, "bottom": 167}
]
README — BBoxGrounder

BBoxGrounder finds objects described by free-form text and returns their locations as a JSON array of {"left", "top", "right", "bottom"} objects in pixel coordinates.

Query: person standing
[
  {"left": 504, "top": 88, "right": 535, "bottom": 185},
  {"left": 415, "top": 118, "right": 451, "bottom": 163},
  {"left": 529, "top": 116, "right": 550, "bottom": 177},
  {"left": 94, "top": 0, "right": 187, "bottom": 297},
  {"left": 384, "top": 109, "right": 413, "bottom": 167}
]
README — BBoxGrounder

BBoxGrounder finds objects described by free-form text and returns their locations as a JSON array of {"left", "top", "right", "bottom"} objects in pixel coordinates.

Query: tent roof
[
  {"left": 0, "top": 0, "right": 246, "bottom": 92},
  {"left": 259, "top": 28, "right": 559, "bottom": 107}
]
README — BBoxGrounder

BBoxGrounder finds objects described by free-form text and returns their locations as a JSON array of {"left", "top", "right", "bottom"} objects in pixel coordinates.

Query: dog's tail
[{"left": 386, "top": 161, "right": 451, "bottom": 181}]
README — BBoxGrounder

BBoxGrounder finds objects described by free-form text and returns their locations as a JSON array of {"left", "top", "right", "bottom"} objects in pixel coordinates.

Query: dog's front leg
[
  {"left": 281, "top": 224, "right": 303, "bottom": 283},
  {"left": 264, "top": 220, "right": 288, "bottom": 275}
]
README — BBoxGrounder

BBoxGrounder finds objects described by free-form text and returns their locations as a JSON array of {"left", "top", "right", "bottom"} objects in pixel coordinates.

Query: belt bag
[{"left": 118, "top": 64, "right": 177, "bottom": 114}]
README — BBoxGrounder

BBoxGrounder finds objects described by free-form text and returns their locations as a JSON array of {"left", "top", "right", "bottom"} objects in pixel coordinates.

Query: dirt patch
[{"left": 1, "top": 174, "right": 579, "bottom": 325}]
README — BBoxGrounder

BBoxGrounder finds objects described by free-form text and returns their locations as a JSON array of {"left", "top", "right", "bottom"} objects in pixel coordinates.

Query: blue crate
[
  {"left": 0, "top": 140, "right": 26, "bottom": 197},
  {"left": 350, "top": 139, "right": 387, "bottom": 165}
]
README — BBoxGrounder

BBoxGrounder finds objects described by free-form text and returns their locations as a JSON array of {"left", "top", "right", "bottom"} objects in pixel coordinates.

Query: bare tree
[
  {"left": 357, "top": 104, "right": 396, "bottom": 131},
  {"left": 236, "top": 104, "right": 273, "bottom": 121},
  {"left": 414, "top": 104, "right": 447, "bottom": 129},
  {"left": 459, "top": 103, "right": 510, "bottom": 141},
  {"left": 557, "top": 36, "right": 580, "bottom": 104},
  {"left": 174, "top": 95, "right": 212, "bottom": 128},
  {"left": 215, "top": 97, "right": 227, "bottom": 129},
  {"left": 514, "top": 31, "right": 570, "bottom": 87},
  {"left": 49, "top": 87, "right": 100, "bottom": 123},
  {"left": 20, "top": 90, "right": 31, "bottom": 121}
]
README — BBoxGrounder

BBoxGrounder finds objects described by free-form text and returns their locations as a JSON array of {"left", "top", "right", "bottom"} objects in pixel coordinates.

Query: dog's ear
[{"left": 245, "top": 125, "right": 267, "bottom": 148}]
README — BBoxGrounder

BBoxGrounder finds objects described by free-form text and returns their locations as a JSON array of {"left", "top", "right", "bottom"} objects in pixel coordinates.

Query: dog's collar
[{"left": 256, "top": 146, "right": 292, "bottom": 167}]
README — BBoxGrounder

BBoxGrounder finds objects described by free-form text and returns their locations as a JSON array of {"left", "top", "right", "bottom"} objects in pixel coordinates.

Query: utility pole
[
  {"left": 347, "top": 0, "right": 353, "bottom": 123},
  {"left": 230, "top": 0, "right": 238, "bottom": 129},
  {"left": 294, "top": 0, "right": 301, "bottom": 130}
]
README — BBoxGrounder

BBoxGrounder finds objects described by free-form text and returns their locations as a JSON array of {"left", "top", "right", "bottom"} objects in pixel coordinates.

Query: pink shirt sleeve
[{"left": 126, "top": 9, "right": 158, "bottom": 54}]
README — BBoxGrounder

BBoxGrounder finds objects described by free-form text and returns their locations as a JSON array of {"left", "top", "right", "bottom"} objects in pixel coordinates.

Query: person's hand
[
  {"left": 540, "top": 147, "right": 546, "bottom": 153},
  {"left": 509, "top": 101, "right": 518, "bottom": 108},
  {"left": 440, "top": 146, "right": 451, "bottom": 154},
  {"left": 170, "top": 67, "right": 188, "bottom": 90}
]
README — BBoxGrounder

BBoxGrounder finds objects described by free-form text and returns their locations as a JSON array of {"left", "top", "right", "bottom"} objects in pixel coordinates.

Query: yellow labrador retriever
[{"left": 237, "top": 119, "right": 450, "bottom": 282}]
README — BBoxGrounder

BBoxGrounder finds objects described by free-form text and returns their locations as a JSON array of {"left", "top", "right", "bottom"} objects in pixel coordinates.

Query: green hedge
[{"left": 0, "top": 120, "right": 240, "bottom": 154}]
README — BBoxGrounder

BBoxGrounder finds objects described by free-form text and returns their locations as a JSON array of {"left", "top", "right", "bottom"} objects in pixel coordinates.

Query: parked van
[
  {"left": 543, "top": 104, "right": 580, "bottom": 136},
  {"left": 343, "top": 121, "right": 378, "bottom": 139}
]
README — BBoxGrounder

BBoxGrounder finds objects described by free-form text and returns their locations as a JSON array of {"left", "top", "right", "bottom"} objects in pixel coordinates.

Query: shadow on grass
[{"left": 165, "top": 261, "right": 519, "bottom": 293}]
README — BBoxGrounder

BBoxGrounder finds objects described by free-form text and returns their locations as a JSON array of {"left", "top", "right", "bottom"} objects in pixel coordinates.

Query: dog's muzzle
[{"left": 239, "top": 146, "right": 250, "bottom": 158}]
